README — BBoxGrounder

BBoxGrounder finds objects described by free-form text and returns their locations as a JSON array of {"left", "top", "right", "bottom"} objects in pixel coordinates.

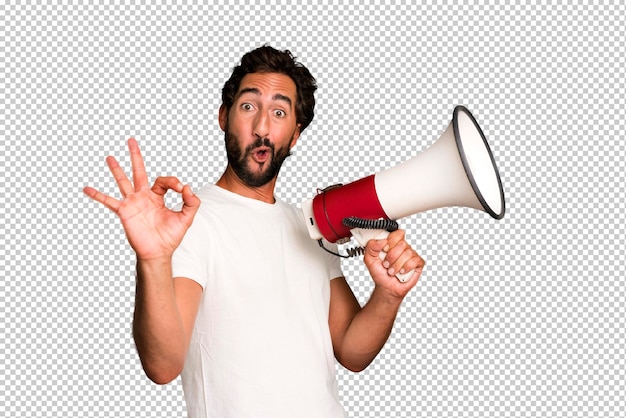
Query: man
[{"left": 84, "top": 45, "right": 425, "bottom": 418}]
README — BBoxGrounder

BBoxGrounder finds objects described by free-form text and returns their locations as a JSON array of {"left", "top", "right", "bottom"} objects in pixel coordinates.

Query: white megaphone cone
[
  {"left": 301, "top": 106, "right": 505, "bottom": 281},
  {"left": 377, "top": 106, "right": 505, "bottom": 221}
]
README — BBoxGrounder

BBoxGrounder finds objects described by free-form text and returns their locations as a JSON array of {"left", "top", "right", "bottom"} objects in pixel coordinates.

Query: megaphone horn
[{"left": 302, "top": 106, "right": 505, "bottom": 244}]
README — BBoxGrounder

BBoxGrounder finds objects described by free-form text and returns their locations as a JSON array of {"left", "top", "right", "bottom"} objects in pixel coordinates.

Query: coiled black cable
[
  {"left": 318, "top": 216, "right": 399, "bottom": 258},
  {"left": 341, "top": 216, "right": 399, "bottom": 232}
]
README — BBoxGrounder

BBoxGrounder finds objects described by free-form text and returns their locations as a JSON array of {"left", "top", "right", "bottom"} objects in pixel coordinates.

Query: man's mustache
[{"left": 246, "top": 137, "right": 274, "bottom": 153}]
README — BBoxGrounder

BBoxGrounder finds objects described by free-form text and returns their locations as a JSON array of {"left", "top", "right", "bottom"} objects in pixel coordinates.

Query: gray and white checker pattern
[{"left": 2, "top": 1, "right": 625, "bottom": 417}]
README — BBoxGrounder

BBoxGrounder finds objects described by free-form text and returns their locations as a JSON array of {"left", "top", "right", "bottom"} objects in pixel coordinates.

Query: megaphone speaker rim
[{"left": 452, "top": 106, "right": 506, "bottom": 220}]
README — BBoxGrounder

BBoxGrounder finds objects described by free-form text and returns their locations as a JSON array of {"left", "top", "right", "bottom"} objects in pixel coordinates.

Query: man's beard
[{"left": 224, "top": 130, "right": 293, "bottom": 188}]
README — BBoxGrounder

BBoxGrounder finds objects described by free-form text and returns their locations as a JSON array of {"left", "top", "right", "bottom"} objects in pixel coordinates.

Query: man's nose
[{"left": 253, "top": 112, "right": 270, "bottom": 139}]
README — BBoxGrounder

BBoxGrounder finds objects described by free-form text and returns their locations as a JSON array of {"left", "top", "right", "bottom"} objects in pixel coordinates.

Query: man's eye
[
  {"left": 274, "top": 110, "right": 286, "bottom": 117},
  {"left": 241, "top": 103, "right": 254, "bottom": 111}
]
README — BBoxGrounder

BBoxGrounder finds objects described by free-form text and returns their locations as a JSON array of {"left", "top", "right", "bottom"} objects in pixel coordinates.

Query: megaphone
[{"left": 301, "top": 106, "right": 505, "bottom": 280}]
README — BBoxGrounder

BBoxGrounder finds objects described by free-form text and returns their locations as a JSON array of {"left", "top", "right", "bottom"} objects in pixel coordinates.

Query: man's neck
[{"left": 215, "top": 167, "right": 277, "bottom": 204}]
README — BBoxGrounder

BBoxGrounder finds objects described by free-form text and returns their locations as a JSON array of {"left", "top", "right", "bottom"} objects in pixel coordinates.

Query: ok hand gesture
[{"left": 83, "top": 138, "right": 200, "bottom": 261}]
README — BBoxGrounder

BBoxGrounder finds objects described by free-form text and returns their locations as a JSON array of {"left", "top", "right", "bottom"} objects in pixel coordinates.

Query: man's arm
[
  {"left": 84, "top": 138, "right": 202, "bottom": 384},
  {"left": 328, "top": 229, "right": 424, "bottom": 372},
  {"left": 133, "top": 261, "right": 202, "bottom": 384}
]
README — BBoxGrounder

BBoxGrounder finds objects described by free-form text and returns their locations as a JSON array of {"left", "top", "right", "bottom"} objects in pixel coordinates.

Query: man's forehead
[{"left": 237, "top": 73, "right": 297, "bottom": 102}]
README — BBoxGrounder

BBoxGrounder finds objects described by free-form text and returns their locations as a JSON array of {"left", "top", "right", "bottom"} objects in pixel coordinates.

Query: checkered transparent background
[{"left": 2, "top": 1, "right": 625, "bottom": 417}]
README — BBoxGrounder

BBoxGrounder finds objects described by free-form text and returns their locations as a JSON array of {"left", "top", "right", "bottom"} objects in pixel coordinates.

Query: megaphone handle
[{"left": 350, "top": 228, "right": 415, "bottom": 283}]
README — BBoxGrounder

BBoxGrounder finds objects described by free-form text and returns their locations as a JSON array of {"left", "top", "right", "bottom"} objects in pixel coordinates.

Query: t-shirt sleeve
[
  {"left": 322, "top": 240, "right": 344, "bottom": 280},
  {"left": 171, "top": 212, "right": 210, "bottom": 289}
]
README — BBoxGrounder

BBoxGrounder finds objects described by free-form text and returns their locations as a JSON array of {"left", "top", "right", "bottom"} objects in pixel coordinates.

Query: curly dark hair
[{"left": 221, "top": 45, "right": 318, "bottom": 132}]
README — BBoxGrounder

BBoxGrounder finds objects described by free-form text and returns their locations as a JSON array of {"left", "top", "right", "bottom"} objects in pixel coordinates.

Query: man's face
[{"left": 219, "top": 72, "right": 301, "bottom": 188}]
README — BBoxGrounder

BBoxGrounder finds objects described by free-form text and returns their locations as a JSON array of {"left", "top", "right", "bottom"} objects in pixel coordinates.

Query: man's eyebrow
[
  {"left": 237, "top": 88, "right": 293, "bottom": 107},
  {"left": 237, "top": 87, "right": 261, "bottom": 98},
  {"left": 273, "top": 93, "right": 292, "bottom": 107}
]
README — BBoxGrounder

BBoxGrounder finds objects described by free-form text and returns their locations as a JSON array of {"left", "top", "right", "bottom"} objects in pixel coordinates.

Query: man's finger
[
  {"left": 365, "top": 239, "right": 386, "bottom": 258},
  {"left": 106, "top": 156, "right": 134, "bottom": 198},
  {"left": 384, "top": 229, "right": 406, "bottom": 249},
  {"left": 151, "top": 176, "right": 185, "bottom": 196},
  {"left": 128, "top": 138, "right": 150, "bottom": 192},
  {"left": 390, "top": 249, "right": 422, "bottom": 276},
  {"left": 180, "top": 185, "right": 201, "bottom": 222},
  {"left": 83, "top": 186, "right": 121, "bottom": 213}
]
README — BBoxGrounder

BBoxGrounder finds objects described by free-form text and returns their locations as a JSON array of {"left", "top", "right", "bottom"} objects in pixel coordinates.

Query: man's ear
[{"left": 218, "top": 104, "right": 228, "bottom": 131}]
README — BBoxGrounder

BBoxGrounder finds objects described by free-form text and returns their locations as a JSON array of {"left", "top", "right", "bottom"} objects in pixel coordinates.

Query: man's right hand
[{"left": 84, "top": 138, "right": 201, "bottom": 261}]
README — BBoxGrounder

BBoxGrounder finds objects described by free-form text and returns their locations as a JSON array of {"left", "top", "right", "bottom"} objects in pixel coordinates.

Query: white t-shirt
[{"left": 171, "top": 183, "right": 347, "bottom": 418}]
